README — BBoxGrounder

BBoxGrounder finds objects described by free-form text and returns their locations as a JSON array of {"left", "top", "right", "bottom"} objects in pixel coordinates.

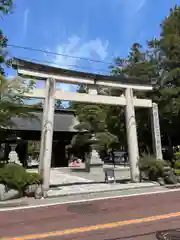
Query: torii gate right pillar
[{"left": 124, "top": 90, "right": 163, "bottom": 183}]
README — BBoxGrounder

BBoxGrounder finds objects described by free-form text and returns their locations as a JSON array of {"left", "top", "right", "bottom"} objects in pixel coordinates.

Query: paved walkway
[
  {"left": 28, "top": 169, "right": 94, "bottom": 185},
  {"left": 28, "top": 166, "right": 130, "bottom": 185},
  {"left": 58, "top": 165, "right": 130, "bottom": 182},
  {"left": 50, "top": 171, "right": 93, "bottom": 185},
  {"left": 1, "top": 190, "right": 180, "bottom": 239}
]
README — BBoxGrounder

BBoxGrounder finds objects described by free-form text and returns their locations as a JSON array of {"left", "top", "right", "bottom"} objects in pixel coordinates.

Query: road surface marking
[
  {"left": 0, "top": 188, "right": 179, "bottom": 212},
  {"left": 8, "top": 211, "right": 180, "bottom": 240}
]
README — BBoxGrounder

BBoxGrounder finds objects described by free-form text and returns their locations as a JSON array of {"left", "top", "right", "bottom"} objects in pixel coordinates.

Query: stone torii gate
[{"left": 12, "top": 58, "right": 162, "bottom": 196}]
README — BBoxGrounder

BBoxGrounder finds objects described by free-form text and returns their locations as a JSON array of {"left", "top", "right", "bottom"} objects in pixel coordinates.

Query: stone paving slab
[
  {"left": 28, "top": 169, "right": 94, "bottom": 185},
  {"left": 47, "top": 182, "right": 159, "bottom": 198},
  {"left": 49, "top": 167, "right": 131, "bottom": 184},
  {"left": 28, "top": 168, "right": 131, "bottom": 185},
  {"left": 50, "top": 171, "right": 94, "bottom": 185}
]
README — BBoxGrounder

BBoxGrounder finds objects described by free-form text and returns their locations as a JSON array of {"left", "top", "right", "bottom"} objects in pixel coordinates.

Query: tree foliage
[
  {"left": 0, "top": 0, "right": 38, "bottom": 140},
  {"left": 0, "top": 0, "right": 13, "bottom": 14},
  {"left": 0, "top": 0, "right": 13, "bottom": 75},
  {"left": 0, "top": 75, "right": 36, "bottom": 129},
  {"left": 148, "top": 6, "right": 180, "bottom": 148},
  {"left": 55, "top": 100, "right": 63, "bottom": 109},
  {"left": 69, "top": 86, "right": 118, "bottom": 155}
]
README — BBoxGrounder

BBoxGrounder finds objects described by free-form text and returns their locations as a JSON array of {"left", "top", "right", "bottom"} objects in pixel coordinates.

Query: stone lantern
[
  {"left": 85, "top": 133, "right": 103, "bottom": 172},
  {"left": 5, "top": 134, "right": 22, "bottom": 165}
]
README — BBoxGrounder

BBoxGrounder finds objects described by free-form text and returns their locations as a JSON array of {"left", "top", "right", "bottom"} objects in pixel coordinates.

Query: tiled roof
[{"left": 11, "top": 109, "right": 79, "bottom": 132}]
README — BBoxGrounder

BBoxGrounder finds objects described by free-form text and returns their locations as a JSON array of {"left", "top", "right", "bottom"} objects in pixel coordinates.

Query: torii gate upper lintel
[{"left": 12, "top": 58, "right": 162, "bottom": 197}]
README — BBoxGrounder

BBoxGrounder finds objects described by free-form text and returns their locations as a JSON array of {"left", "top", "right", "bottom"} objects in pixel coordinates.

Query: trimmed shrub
[
  {"left": 175, "top": 152, "right": 180, "bottom": 161},
  {"left": 139, "top": 154, "right": 169, "bottom": 181},
  {"left": 175, "top": 169, "right": 180, "bottom": 176},
  {"left": 175, "top": 160, "right": 180, "bottom": 169},
  {"left": 0, "top": 163, "right": 41, "bottom": 196},
  {"left": 26, "top": 172, "right": 42, "bottom": 185},
  {"left": 0, "top": 163, "right": 27, "bottom": 193}
]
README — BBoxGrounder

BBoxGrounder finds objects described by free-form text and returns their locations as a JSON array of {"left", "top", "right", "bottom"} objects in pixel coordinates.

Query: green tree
[
  {"left": 0, "top": 0, "right": 13, "bottom": 14},
  {"left": 71, "top": 104, "right": 118, "bottom": 154},
  {"left": 110, "top": 43, "right": 157, "bottom": 152},
  {"left": 55, "top": 99, "right": 63, "bottom": 109},
  {"left": 0, "top": 75, "right": 36, "bottom": 130},
  {"left": 0, "top": 0, "right": 13, "bottom": 75},
  {"left": 148, "top": 5, "right": 180, "bottom": 149},
  {"left": 0, "top": 0, "right": 38, "bottom": 140},
  {"left": 69, "top": 84, "right": 118, "bottom": 158}
]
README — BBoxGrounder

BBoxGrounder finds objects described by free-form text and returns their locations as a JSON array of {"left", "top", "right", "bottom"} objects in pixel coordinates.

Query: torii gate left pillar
[{"left": 39, "top": 78, "right": 55, "bottom": 197}]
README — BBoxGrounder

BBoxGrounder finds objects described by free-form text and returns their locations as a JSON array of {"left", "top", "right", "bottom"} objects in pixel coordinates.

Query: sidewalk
[{"left": 47, "top": 182, "right": 160, "bottom": 198}]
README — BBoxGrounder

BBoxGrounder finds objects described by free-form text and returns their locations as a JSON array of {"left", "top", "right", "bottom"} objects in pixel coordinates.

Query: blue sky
[{"left": 1, "top": 0, "right": 180, "bottom": 93}]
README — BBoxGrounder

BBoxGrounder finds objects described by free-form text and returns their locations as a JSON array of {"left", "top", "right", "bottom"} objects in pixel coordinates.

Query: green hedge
[
  {"left": 139, "top": 154, "right": 169, "bottom": 181},
  {"left": 0, "top": 163, "right": 42, "bottom": 195},
  {"left": 175, "top": 152, "right": 180, "bottom": 160},
  {"left": 175, "top": 160, "right": 180, "bottom": 169},
  {"left": 175, "top": 169, "right": 180, "bottom": 176}
]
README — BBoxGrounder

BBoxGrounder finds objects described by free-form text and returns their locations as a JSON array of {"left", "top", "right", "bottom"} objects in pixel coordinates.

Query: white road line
[{"left": 0, "top": 188, "right": 179, "bottom": 212}]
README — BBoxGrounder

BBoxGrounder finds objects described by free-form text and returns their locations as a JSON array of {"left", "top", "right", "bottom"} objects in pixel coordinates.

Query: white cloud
[
  {"left": 45, "top": 35, "right": 109, "bottom": 94},
  {"left": 52, "top": 35, "right": 109, "bottom": 69},
  {"left": 23, "top": 8, "right": 29, "bottom": 38}
]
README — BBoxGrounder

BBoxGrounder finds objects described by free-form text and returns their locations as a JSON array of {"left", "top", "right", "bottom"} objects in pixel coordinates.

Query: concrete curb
[
  {"left": 47, "top": 183, "right": 160, "bottom": 198},
  {"left": 165, "top": 183, "right": 180, "bottom": 189},
  {"left": 0, "top": 200, "right": 29, "bottom": 208}
]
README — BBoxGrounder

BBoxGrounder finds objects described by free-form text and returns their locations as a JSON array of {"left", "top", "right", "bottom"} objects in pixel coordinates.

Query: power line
[
  {"left": 7, "top": 44, "right": 112, "bottom": 65},
  {"left": 12, "top": 55, "right": 111, "bottom": 75}
]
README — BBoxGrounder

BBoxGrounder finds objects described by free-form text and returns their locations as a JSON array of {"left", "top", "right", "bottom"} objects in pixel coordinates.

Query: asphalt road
[{"left": 1, "top": 191, "right": 180, "bottom": 239}]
